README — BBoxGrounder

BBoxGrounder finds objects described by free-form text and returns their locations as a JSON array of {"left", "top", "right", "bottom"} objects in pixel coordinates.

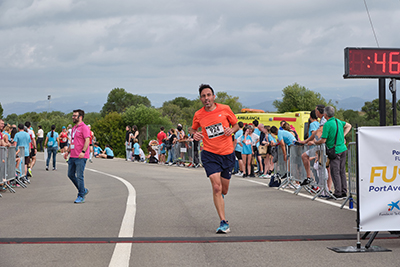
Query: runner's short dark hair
[
  {"left": 199, "top": 84, "right": 214, "bottom": 96},
  {"left": 238, "top": 121, "right": 244, "bottom": 128},
  {"left": 270, "top": 126, "right": 278, "bottom": 134}
]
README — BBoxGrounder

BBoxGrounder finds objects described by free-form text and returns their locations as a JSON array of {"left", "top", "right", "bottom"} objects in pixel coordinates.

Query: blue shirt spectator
[
  {"left": 14, "top": 130, "right": 31, "bottom": 157},
  {"left": 278, "top": 130, "right": 296, "bottom": 146}
]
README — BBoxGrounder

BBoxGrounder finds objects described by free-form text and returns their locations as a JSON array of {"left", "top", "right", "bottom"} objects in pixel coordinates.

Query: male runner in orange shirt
[{"left": 192, "top": 84, "right": 239, "bottom": 233}]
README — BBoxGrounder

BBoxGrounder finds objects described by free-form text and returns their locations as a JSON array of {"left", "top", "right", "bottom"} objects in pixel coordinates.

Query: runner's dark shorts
[
  {"left": 234, "top": 150, "right": 242, "bottom": 160},
  {"left": 30, "top": 148, "right": 36, "bottom": 158},
  {"left": 201, "top": 150, "right": 235, "bottom": 179},
  {"left": 60, "top": 142, "right": 68, "bottom": 149}
]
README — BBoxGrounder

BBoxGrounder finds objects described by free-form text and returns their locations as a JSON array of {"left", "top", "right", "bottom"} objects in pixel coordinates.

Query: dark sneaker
[
  {"left": 216, "top": 220, "right": 230, "bottom": 234},
  {"left": 300, "top": 177, "right": 312, "bottom": 186}
]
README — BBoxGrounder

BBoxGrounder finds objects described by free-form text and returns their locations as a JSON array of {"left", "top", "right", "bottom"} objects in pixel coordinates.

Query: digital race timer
[{"left": 344, "top": 47, "right": 400, "bottom": 78}]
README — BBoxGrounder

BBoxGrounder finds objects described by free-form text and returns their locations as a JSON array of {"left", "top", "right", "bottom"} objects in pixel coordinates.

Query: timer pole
[
  {"left": 389, "top": 79, "right": 396, "bottom": 125},
  {"left": 378, "top": 78, "right": 386, "bottom": 126}
]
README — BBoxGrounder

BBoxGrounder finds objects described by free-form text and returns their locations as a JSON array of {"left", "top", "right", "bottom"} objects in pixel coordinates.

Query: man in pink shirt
[
  {"left": 157, "top": 126, "right": 167, "bottom": 145},
  {"left": 64, "top": 109, "right": 90, "bottom": 204}
]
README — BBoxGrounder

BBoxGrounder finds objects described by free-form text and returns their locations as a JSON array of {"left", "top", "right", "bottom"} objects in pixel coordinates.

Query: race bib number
[{"left": 205, "top": 123, "right": 224, "bottom": 139}]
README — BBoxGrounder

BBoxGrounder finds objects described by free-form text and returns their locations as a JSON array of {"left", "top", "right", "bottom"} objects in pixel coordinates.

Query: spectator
[
  {"left": 299, "top": 110, "right": 321, "bottom": 186},
  {"left": 88, "top": 125, "right": 95, "bottom": 163},
  {"left": 132, "top": 138, "right": 141, "bottom": 162},
  {"left": 187, "top": 127, "right": 200, "bottom": 168},
  {"left": 159, "top": 139, "right": 167, "bottom": 164},
  {"left": 315, "top": 106, "right": 352, "bottom": 200},
  {"left": 98, "top": 144, "right": 114, "bottom": 159},
  {"left": 252, "top": 121, "right": 263, "bottom": 175},
  {"left": 125, "top": 126, "right": 132, "bottom": 161},
  {"left": 157, "top": 126, "right": 167, "bottom": 145},
  {"left": 166, "top": 128, "right": 177, "bottom": 166},
  {"left": 37, "top": 125, "right": 44, "bottom": 152},
  {"left": 14, "top": 124, "right": 31, "bottom": 180},
  {"left": 2, "top": 124, "right": 11, "bottom": 147},
  {"left": 279, "top": 120, "right": 286, "bottom": 130},
  {"left": 176, "top": 124, "right": 185, "bottom": 161},
  {"left": 233, "top": 122, "right": 244, "bottom": 176},
  {"left": 130, "top": 125, "right": 139, "bottom": 146},
  {"left": 93, "top": 142, "right": 103, "bottom": 158},
  {"left": 45, "top": 125, "right": 59, "bottom": 171},
  {"left": 240, "top": 125, "right": 253, "bottom": 178},
  {"left": 283, "top": 122, "right": 299, "bottom": 141},
  {"left": 270, "top": 125, "right": 296, "bottom": 163},
  {"left": 147, "top": 145, "right": 158, "bottom": 163}
]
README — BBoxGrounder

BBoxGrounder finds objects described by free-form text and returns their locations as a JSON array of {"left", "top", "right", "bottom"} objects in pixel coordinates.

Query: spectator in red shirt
[{"left": 157, "top": 126, "right": 167, "bottom": 145}]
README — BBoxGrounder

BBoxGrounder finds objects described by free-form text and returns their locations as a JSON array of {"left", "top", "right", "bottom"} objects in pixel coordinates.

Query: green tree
[
  {"left": 92, "top": 112, "right": 125, "bottom": 157},
  {"left": 361, "top": 98, "right": 394, "bottom": 126},
  {"left": 123, "top": 104, "right": 170, "bottom": 130},
  {"left": 215, "top": 92, "right": 243, "bottom": 113},
  {"left": 342, "top": 109, "right": 366, "bottom": 127},
  {"left": 4, "top": 113, "right": 18, "bottom": 124},
  {"left": 273, "top": 83, "right": 333, "bottom": 113},
  {"left": 101, "top": 88, "right": 151, "bottom": 116},
  {"left": 0, "top": 103, "right": 3, "bottom": 119}
]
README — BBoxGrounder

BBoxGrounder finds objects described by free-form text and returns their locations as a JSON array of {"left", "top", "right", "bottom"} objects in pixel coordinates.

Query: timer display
[{"left": 344, "top": 47, "right": 400, "bottom": 78}]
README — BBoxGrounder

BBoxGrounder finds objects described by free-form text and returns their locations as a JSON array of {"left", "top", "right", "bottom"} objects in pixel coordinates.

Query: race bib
[{"left": 205, "top": 123, "right": 224, "bottom": 139}]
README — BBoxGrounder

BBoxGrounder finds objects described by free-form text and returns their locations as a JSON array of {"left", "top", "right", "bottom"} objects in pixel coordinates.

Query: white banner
[{"left": 359, "top": 126, "right": 400, "bottom": 231}]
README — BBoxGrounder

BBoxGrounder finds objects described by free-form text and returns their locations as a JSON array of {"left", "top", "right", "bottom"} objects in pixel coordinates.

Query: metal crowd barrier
[
  {"left": 276, "top": 144, "right": 336, "bottom": 200},
  {"left": 341, "top": 142, "right": 357, "bottom": 209},
  {"left": 166, "top": 141, "right": 200, "bottom": 166},
  {"left": 0, "top": 146, "right": 29, "bottom": 197},
  {"left": 272, "top": 142, "right": 354, "bottom": 204}
]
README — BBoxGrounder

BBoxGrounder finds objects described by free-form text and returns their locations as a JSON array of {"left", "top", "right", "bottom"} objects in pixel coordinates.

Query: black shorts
[
  {"left": 107, "top": 155, "right": 114, "bottom": 159},
  {"left": 60, "top": 142, "right": 68, "bottom": 149},
  {"left": 267, "top": 145, "right": 272, "bottom": 155},
  {"left": 24, "top": 156, "right": 30, "bottom": 165},
  {"left": 30, "top": 148, "right": 36, "bottom": 158},
  {"left": 201, "top": 150, "right": 235, "bottom": 179},
  {"left": 253, "top": 146, "right": 258, "bottom": 156},
  {"left": 235, "top": 150, "right": 242, "bottom": 160}
]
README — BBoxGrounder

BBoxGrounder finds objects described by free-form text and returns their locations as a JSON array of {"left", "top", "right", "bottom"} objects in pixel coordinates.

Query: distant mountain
[
  {"left": 2, "top": 92, "right": 368, "bottom": 118},
  {"left": 3, "top": 95, "right": 104, "bottom": 117}
]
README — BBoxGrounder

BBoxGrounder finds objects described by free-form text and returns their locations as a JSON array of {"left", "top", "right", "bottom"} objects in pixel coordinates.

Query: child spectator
[
  {"left": 240, "top": 126, "right": 253, "bottom": 178},
  {"left": 159, "top": 139, "right": 167, "bottom": 164},
  {"left": 93, "top": 142, "right": 103, "bottom": 158},
  {"left": 132, "top": 138, "right": 140, "bottom": 162}
]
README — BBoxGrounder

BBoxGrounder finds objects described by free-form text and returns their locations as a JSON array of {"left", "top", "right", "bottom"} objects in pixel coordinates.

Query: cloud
[{"left": 0, "top": 0, "right": 399, "bottom": 109}]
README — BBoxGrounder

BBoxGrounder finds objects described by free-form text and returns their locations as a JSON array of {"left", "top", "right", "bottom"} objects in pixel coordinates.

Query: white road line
[
  {"left": 85, "top": 168, "right": 136, "bottom": 267},
  {"left": 38, "top": 159, "right": 137, "bottom": 266},
  {"left": 243, "top": 179, "right": 356, "bottom": 212}
]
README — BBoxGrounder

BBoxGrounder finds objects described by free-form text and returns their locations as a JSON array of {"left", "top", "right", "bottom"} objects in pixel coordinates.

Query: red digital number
[
  {"left": 389, "top": 52, "right": 400, "bottom": 74},
  {"left": 374, "top": 53, "right": 386, "bottom": 73}
]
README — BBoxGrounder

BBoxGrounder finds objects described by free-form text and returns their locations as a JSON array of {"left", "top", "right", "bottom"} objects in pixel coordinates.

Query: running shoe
[
  {"left": 74, "top": 196, "right": 85, "bottom": 204},
  {"left": 46, "top": 166, "right": 49, "bottom": 171},
  {"left": 300, "top": 177, "right": 312, "bottom": 186},
  {"left": 216, "top": 220, "right": 230, "bottom": 234},
  {"left": 235, "top": 172, "right": 243, "bottom": 177},
  {"left": 27, "top": 168, "right": 32, "bottom": 177}
]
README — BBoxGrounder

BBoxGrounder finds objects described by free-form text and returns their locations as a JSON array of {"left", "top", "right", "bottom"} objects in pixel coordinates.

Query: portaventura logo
[{"left": 369, "top": 184, "right": 400, "bottom": 192}]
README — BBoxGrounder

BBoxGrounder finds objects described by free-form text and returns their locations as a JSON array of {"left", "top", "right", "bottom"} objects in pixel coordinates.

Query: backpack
[{"left": 269, "top": 174, "right": 281, "bottom": 187}]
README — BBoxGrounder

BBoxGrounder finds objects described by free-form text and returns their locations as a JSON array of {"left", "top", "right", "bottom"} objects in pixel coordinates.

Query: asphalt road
[{"left": 0, "top": 152, "right": 399, "bottom": 267}]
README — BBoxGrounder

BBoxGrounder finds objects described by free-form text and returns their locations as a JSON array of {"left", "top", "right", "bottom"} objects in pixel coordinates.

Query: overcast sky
[{"left": 1, "top": 0, "right": 400, "bottom": 109}]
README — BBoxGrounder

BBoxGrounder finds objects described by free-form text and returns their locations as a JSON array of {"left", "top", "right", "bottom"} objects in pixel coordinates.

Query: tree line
[{"left": 1, "top": 84, "right": 398, "bottom": 157}]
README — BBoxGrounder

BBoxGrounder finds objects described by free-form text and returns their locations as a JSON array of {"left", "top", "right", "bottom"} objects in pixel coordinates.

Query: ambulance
[{"left": 235, "top": 109, "right": 311, "bottom": 141}]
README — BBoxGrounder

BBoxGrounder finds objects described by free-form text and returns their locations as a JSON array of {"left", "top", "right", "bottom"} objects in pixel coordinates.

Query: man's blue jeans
[{"left": 68, "top": 157, "right": 87, "bottom": 197}]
